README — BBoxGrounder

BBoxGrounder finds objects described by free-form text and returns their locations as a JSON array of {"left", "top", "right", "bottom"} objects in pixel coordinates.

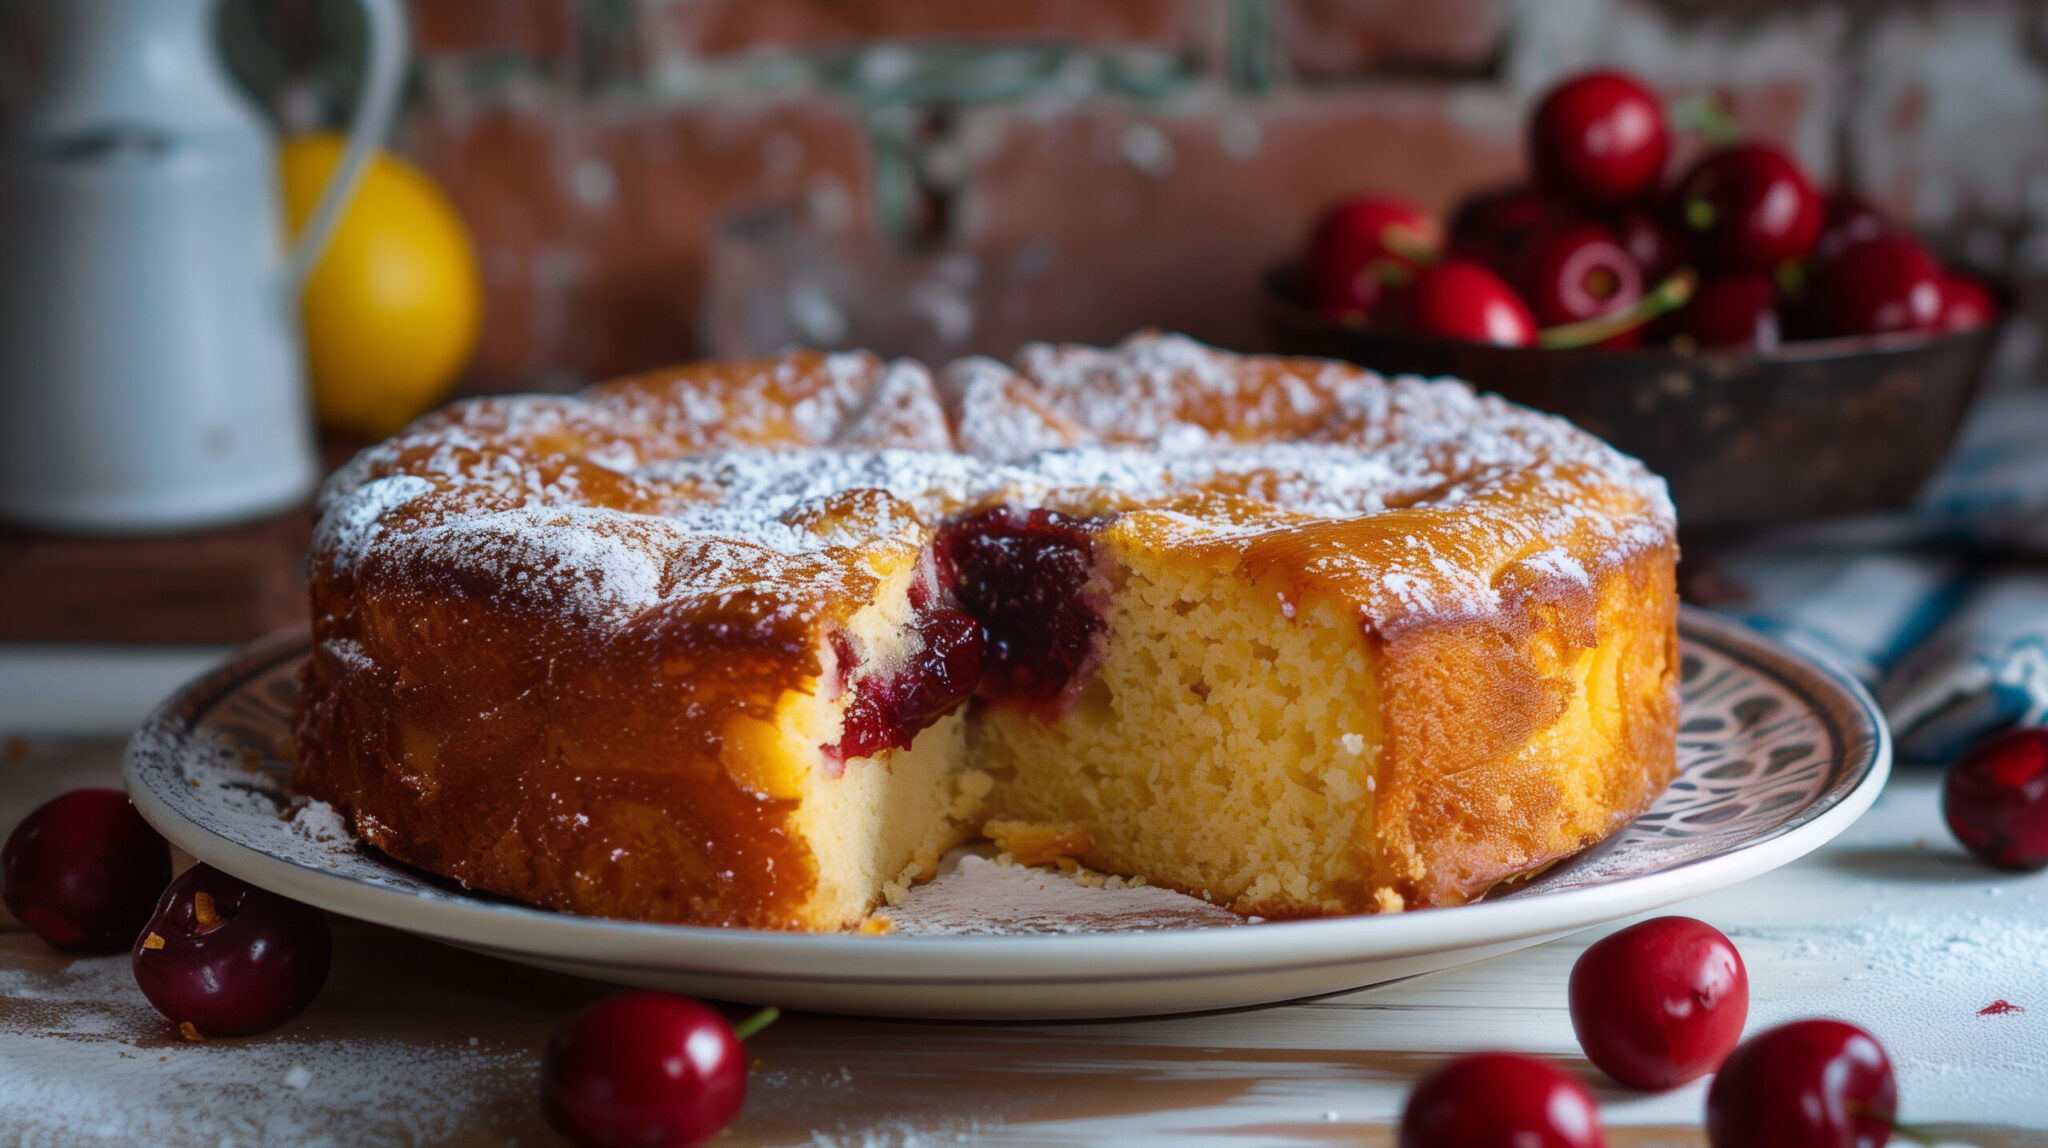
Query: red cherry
[
  {"left": 1943, "top": 727, "right": 2048, "bottom": 871},
  {"left": 1706, "top": 1019, "right": 1896, "bottom": 1148},
  {"left": 542, "top": 992, "right": 749, "bottom": 1148},
  {"left": 1812, "top": 233, "right": 1947, "bottom": 337},
  {"left": 1673, "top": 143, "right": 1823, "bottom": 270},
  {"left": 1676, "top": 271, "right": 1782, "bottom": 349},
  {"left": 2, "top": 787, "right": 170, "bottom": 953},
  {"left": 1399, "top": 1053, "right": 1605, "bottom": 1148},
  {"left": 1398, "top": 260, "right": 1538, "bottom": 347},
  {"left": 1530, "top": 70, "right": 1671, "bottom": 209},
  {"left": 1613, "top": 206, "right": 1686, "bottom": 284},
  {"left": 1942, "top": 274, "right": 1997, "bottom": 333},
  {"left": 1520, "top": 220, "right": 1644, "bottom": 332},
  {"left": 1816, "top": 189, "right": 1892, "bottom": 261},
  {"left": 1447, "top": 184, "right": 1566, "bottom": 279},
  {"left": 1569, "top": 916, "right": 1749, "bottom": 1089},
  {"left": 1303, "top": 194, "right": 1440, "bottom": 320},
  {"left": 131, "top": 864, "right": 331, "bottom": 1037}
]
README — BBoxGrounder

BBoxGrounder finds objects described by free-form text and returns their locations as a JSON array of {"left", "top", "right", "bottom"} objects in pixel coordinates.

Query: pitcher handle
[{"left": 283, "top": 0, "right": 409, "bottom": 289}]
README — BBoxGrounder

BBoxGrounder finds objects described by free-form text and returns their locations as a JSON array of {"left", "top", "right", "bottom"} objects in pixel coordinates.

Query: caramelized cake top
[{"left": 315, "top": 332, "right": 1673, "bottom": 647}]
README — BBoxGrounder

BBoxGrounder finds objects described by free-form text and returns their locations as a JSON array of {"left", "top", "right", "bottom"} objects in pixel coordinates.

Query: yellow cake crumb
[
  {"left": 983, "top": 819, "right": 1095, "bottom": 866},
  {"left": 950, "top": 769, "right": 994, "bottom": 819}
]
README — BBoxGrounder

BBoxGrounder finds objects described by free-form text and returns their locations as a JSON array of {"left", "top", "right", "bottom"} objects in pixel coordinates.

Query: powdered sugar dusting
[
  {"left": 1708, "top": 820, "right": 2048, "bottom": 1130},
  {"left": 940, "top": 355, "right": 1082, "bottom": 462},
  {"left": 386, "top": 504, "right": 677, "bottom": 623},
  {"left": 127, "top": 714, "right": 458, "bottom": 901},
  {"left": 311, "top": 331, "right": 1673, "bottom": 637},
  {"left": 287, "top": 795, "right": 356, "bottom": 857},
  {"left": 0, "top": 953, "right": 535, "bottom": 1146},
  {"left": 313, "top": 473, "right": 431, "bottom": 577},
  {"left": 831, "top": 358, "right": 953, "bottom": 450},
  {"left": 879, "top": 853, "right": 1250, "bottom": 935}
]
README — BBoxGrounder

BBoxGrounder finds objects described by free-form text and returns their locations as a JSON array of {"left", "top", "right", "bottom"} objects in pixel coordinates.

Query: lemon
[{"left": 281, "top": 134, "right": 482, "bottom": 438}]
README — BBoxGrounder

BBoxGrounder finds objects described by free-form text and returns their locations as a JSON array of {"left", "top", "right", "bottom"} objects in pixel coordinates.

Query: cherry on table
[
  {"left": 1303, "top": 193, "right": 1440, "bottom": 321},
  {"left": 1398, "top": 1052, "right": 1605, "bottom": 1148},
  {"left": 1519, "top": 220, "right": 1644, "bottom": 334},
  {"left": 1706, "top": 1018, "right": 1896, "bottom": 1148},
  {"left": 1943, "top": 726, "right": 2048, "bottom": 871},
  {"left": 1569, "top": 916, "right": 1749, "bottom": 1090},
  {"left": 1942, "top": 274, "right": 1997, "bottom": 333},
  {"left": 1530, "top": 69, "right": 1670, "bottom": 209},
  {"left": 1395, "top": 259, "right": 1539, "bottom": 348},
  {"left": 542, "top": 992, "right": 770, "bottom": 1148},
  {"left": 131, "top": 864, "right": 331, "bottom": 1038},
  {"left": 1812, "top": 233, "right": 1947, "bottom": 337},
  {"left": 1675, "top": 271, "right": 1782, "bottom": 350},
  {"left": 1672, "top": 142, "right": 1823, "bottom": 270},
  {"left": 1, "top": 787, "right": 170, "bottom": 954}
]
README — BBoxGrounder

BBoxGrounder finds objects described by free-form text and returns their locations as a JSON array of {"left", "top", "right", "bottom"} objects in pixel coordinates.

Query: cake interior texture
[{"left": 294, "top": 334, "right": 1680, "bottom": 930}]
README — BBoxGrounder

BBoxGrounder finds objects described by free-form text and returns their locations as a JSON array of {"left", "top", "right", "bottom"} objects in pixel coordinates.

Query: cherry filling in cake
[
  {"left": 931, "top": 507, "right": 1106, "bottom": 708},
  {"left": 829, "top": 506, "right": 1106, "bottom": 762},
  {"left": 294, "top": 336, "right": 1682, "bottom": 932},
  {"left": 823, "top": 495, "right": 1678, "bottom": 922},
  {"left": 829, "top": 608, "right": 984, "bottom": 762}
]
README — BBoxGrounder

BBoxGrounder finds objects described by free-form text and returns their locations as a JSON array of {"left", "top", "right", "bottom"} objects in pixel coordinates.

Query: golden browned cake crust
[{"left": 294, "top": 334, "right": 1679, "bottom": 929}]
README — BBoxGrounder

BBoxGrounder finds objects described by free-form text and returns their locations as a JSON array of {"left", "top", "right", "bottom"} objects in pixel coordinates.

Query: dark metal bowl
[{"left": 1262, "top": 268, "right": 2007, "bottom": 535}]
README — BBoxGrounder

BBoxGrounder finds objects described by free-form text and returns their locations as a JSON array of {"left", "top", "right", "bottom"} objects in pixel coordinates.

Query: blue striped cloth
[{"left": 1702, "top": 389, "right": 2048, "bottom": 764}]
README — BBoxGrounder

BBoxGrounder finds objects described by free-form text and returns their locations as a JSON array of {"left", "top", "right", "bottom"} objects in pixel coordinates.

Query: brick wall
[{"left": 340, "top": 0, "right": 2048, "bottom": 388}]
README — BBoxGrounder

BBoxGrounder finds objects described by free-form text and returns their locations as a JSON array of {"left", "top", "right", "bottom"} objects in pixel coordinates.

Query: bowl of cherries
[{"left": 1264, "top": 68, "right": 2007, "bottom": 535}]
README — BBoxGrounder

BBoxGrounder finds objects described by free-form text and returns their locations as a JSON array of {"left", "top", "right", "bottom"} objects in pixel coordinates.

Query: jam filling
[
  {"left": 933, "top": 507, "right": 1105, "bottom": 709},
  {"left": 826, "top": 506, "right": 1105, "bottom": 765},
  {"left": 829, "top": 607, "right": 984, "bottom": 763}
]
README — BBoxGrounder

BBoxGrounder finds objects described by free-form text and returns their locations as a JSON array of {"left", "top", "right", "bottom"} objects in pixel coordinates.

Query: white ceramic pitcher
[{"left": 0, "top": 0, "right": 406, "bottom": 532}]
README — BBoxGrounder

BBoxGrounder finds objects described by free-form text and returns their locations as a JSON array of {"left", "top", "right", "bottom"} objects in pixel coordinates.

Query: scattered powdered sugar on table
[
  {"left": 1711, "top": 853, "right": 2048, "bottom": 1125},
  {"left": 879, "top": 853, "right": 1249, "bottom": 935},
  {"left": 1786, "top": 908, "right": 2048, "bottom": 1110},
  {"left": 0, "top": 954, "right": 533, "bottom": 1147}
]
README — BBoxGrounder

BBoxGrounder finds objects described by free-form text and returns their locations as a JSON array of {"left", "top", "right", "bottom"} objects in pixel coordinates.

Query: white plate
[{"left": 126, "top": 607, "right": 1888, "bottom": 1020}]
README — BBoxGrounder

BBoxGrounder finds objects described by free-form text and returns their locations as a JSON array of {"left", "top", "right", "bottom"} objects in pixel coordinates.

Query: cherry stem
[
  {"left": 1366, "top": 258, "right": 1415, "bottom": 290},
  {"left": 1774, "top": 258, "right": 1808, "bottom": 301},
  {"left": 1537, "top": 267, "right": 1698, "bottom": 349},
  {"left": 1668, "top": 93, "right": 1741, "bottom": 146},
  {"left": 1380, "top": 224, "right": 1441, "bottom": 267},
  {"left": 733, "top": 1006, "right": 781, "bottom": 1042}
]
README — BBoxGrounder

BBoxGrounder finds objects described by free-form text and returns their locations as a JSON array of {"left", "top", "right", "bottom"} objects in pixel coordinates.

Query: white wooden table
[{"left": 1, "top": 736, "right": 2044, "bottom": 1147}]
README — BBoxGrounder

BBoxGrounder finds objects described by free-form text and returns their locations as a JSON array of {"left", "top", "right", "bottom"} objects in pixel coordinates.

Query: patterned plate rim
[{"left": 125, "top": 606, "right": 1891, "bottom": 980}]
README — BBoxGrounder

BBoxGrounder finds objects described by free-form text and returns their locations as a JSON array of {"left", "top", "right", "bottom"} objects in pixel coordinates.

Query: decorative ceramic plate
[{"left": 126, "top": 607, "right": 1888, "bottom": 1020}]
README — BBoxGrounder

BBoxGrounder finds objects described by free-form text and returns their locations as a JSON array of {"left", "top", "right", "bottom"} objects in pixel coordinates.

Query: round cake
[{"left": 294, "top": 333, "right": 1679, "bottom": 930}]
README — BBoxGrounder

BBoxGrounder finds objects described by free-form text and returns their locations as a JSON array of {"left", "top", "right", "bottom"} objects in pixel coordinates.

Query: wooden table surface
[{"left": 2, "top": 737, "right": 2044, "bottom": 1147}]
